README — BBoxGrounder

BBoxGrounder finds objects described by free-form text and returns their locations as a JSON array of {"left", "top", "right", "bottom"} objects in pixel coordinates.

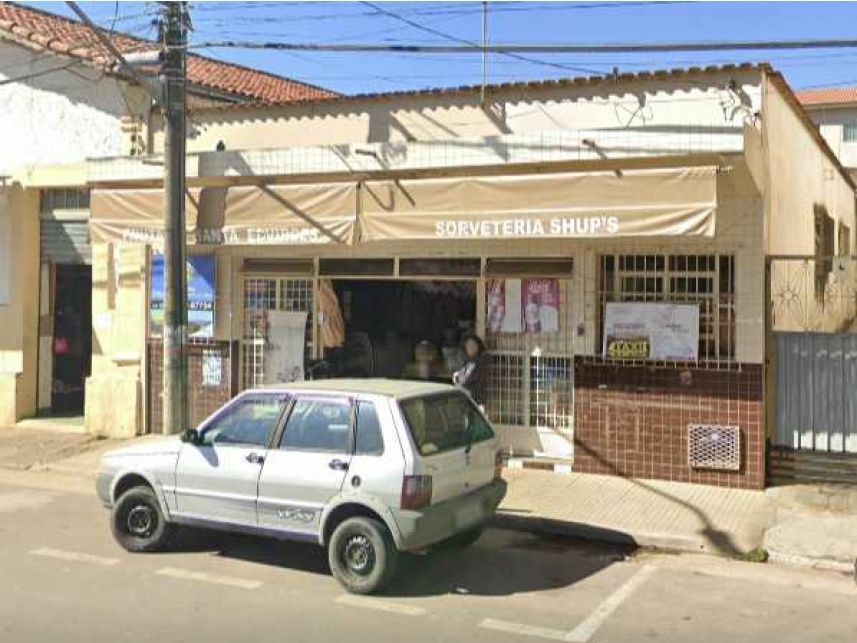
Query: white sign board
[
  {"left": 264, "top": 311, "right": 308, "bottom": 384},
  {"left": 603, "top": 302, "right": 700, "bottom": 361}
]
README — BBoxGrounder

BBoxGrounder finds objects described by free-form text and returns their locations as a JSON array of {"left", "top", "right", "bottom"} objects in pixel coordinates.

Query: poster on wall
[
  {"left": 150, "top": 254, "right": 216, "bottom": 338},
  {"left": 603, "top": 302, "right": 700, "bottom": 361},
  {"left": 486, "top": 278, "right": 523, "bottom": 334},
  {"left": 486, "top": 278, "right": 559, "bottom": 334},
  {"left": 264, "top": 310, "right": 308, "bottom": 384},
  {"left": 523, "top": 278, "right": 560, "bottom": 334}
]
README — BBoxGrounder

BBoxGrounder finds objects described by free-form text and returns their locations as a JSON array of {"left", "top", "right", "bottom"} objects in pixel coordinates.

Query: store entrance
[
  {"left": 50, "top": 265, "right": 92, "bottom": 415},
  {"left": 322, "top": 280, "right": 477, "bottom": 383}
]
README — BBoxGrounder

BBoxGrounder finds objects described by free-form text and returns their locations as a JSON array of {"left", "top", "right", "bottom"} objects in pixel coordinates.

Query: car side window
[
  {"left": 201, "top": 394, "right": 289, "bottom": 447},
  {"left": 355, "top": 401, "right": 384, "bottom": 456},
  {"left": 279, "top": 398, "right": 351, "bottom": 453}
]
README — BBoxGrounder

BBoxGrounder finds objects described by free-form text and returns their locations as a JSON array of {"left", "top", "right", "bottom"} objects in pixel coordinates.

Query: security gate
[{"left": 773, "top": 332, "right": 857, "bottom": 453}]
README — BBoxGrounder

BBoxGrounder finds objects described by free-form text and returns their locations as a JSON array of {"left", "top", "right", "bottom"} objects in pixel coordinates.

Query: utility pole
[
  {"left": 481, "top": 1, "right": 488, "bottom": 105},
  {"left": 160, "top": 2, "right": 189, "bottom": 435}
]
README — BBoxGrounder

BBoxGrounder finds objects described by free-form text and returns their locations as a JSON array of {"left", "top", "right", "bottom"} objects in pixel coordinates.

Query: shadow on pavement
[{"left": 165, "top": 526, "right": 634, "bottom": 598}]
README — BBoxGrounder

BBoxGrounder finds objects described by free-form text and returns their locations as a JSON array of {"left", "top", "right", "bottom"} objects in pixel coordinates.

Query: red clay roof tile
[{"left": 0, "top": 2, "right": 335, "bottom": 103}]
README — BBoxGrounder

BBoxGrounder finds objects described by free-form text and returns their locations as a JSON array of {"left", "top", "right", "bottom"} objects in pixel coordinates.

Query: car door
[
  {"left": 256, "top": 395, "right": 353, "bottom": 535},
  {"left": 173, "top": 391, "right": 290, "bottom": 526}
]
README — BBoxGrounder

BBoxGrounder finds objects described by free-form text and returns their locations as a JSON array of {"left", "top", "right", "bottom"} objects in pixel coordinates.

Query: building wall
[
  {"left": 0, "top": 185, "right": 39, "bottom": 425},
  {"left": 763, "top": 75, "right": 857, "bottom": 333},
  {"left": 156, "top": 68, "right": 763, "bottom": 155},
  {"left": 0, "top": 42, "right": 150, "bottom": 175},
  {"left": 804, "top": 105, "right": 857, "bottom": 169}
]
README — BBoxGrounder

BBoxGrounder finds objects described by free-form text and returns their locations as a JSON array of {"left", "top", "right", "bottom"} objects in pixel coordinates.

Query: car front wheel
[
  {"left": 328, "top": 517, "right": 398, "bottom": 595},
  {"left": 111, "top": 485, "right": 173, "bottom": 553}
]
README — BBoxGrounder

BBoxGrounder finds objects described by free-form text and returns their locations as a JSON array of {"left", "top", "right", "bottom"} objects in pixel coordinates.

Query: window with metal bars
[
  {"left": 242, "top": 277, "right": 315, "bottom": 389},
  {"left": 598, "top": 254, "right": 736, "bottom": 364}
]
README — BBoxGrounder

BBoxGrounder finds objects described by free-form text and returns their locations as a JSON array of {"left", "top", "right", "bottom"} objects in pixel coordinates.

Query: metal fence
[{"left": 769, "top": 256, "right": 857, "bottom": 333}]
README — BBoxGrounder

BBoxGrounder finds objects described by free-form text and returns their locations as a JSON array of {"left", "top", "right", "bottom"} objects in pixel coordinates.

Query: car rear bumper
[{"left": 395, "top": 479, "right": 507, "bottom": 551}]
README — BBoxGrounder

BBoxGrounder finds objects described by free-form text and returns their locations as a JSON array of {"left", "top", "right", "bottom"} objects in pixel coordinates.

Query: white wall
[
  {"left": 804, "top": 105, "right": 857, "bottom": 168},
  {"left": 0, "top": 42, "right": 136, "bottom": 175}
]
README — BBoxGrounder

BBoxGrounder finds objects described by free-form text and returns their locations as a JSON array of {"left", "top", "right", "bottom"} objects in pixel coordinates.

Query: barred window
[
  {"left": 599, "top": 254, "right": 736, "bottom": 364},
  {"left": 844, "top": 121, "right": 857, "bottom": 143}
]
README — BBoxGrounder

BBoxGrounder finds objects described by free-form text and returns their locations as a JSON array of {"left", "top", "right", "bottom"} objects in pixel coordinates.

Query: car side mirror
[{"left": 180, "top": 428, "right": 201, "bottom": 444}]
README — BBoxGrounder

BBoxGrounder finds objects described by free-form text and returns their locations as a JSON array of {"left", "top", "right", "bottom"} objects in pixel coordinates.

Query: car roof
[{"left": 255, "top": 378, "right": 456, "bottom": 399}]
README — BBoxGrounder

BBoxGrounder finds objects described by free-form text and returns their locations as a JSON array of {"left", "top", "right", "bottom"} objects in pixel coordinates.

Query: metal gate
[{"left": 774, "top": 332, "right": 857, "bottom": 453}]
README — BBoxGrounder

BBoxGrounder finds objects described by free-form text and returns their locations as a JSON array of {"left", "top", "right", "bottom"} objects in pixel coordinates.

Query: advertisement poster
[
  {"left": 522, "top": 278, "right": 560, "bottom": 334},
  {"left": 603, "top": 302, "right": 700, "bottom": 361},
  {"left": 150, "top": 254, "right": 216, "bottom": 338},
  {"left": 264, "top": 310, "right": 308, "bottom": 384},
  {"left": 486, "top": 278, "right": 523, "bottom": 334}
]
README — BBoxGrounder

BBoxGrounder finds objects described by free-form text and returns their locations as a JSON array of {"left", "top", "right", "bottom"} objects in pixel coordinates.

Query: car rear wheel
[
  {"left": 111, "top": 486, "right": 173, "bottom": 553},
  {"left": 328, "top": 517, "right": 398, "bottom": 595}
]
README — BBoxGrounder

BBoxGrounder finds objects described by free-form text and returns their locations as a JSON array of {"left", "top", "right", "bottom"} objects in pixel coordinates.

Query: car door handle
[
  {"left": 246, "top": 452, "right": 265, "bottom": 465},
  {"left": 328, "top": 459, "right": 349, "bottom": 471}
]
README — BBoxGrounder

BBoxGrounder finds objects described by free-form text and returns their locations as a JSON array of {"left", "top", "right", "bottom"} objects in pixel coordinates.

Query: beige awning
[
  {"left": 359, "top": 166, "right": 717, "bottom": 242},
  {"left": 90, "top": 183, "right": 357, "bottom": 246}
]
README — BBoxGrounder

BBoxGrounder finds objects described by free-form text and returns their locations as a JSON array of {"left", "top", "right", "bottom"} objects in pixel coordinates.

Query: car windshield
[{"left": 399, "top": 392, "right": 494, "bottom": 456}]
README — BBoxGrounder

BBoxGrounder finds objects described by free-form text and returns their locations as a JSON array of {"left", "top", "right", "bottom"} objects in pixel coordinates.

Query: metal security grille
[
  {"left": 39, "top": 189, "right": 92, "bottom": 266},
  {"left": 241, "top": 277, "right": 314, "bottom": 389},
  {"left": 598, "top": 254, "right": 736, "bottom": 367},
  {"left": 484, "top": 278, "right": 574, "bottom": 450},
  {"left": 688, "top": 424, "right": 741, "bottom": 470}
]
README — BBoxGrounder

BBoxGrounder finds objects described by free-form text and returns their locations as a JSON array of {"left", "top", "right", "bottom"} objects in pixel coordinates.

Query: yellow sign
[{"left": 606, "top": 337, "right": 650, "bottom": 359}]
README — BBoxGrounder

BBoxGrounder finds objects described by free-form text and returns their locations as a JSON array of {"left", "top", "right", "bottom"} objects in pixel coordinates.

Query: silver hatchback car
[{"left": 97, "top": 379, "right": 507, "bottom": 594}]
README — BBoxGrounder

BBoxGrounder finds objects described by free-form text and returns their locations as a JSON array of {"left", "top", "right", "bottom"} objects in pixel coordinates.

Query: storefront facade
[{"left": 1, "top": 63, "right": 845, "bottom": 490}]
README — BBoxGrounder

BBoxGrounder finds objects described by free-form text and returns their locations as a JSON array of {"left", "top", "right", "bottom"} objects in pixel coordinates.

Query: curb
[{"left": 492, "top": 512, "right": 719, "bottom": 555}]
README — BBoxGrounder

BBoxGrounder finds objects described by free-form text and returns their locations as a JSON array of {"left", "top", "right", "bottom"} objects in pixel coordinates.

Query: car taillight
[
  {"left": 401, "top": 475, "right": 433, "bottom": 510},
  {"left": 494, "top": 450, "right": 505, "bottom": 481}
]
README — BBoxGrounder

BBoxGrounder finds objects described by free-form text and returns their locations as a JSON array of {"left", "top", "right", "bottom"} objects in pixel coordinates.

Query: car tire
[
  {"left": 111, "top": 485, "right": 173, "bottom": 553},
  {"left": 328, "top": 517, "right": 399, "bottom": 595}
]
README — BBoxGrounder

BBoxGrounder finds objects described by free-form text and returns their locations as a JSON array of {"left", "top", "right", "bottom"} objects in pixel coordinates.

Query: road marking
[
  {"left": 335, "top": 594, "right": 426, "bottom": 616},
  {"left": 30, "top": 547, "right": 120, "bottom": 567},
  {"left": 479, "top": 619, "right": 570, "bottom": 641},
  {"left": 155, "top": 567, "right": 263, "bottom": 590},
  {"left": 566, "top": 565, "right": 657, "bottom": 642}
]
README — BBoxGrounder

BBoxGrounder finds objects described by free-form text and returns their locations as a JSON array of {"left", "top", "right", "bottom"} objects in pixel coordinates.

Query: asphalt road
[{"left": 0, "top": 476, "right": 856, "bottom": 643}]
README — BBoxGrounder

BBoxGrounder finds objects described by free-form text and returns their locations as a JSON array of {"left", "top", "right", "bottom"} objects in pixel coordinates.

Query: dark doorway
[
  {"left": 324, "top": 280, "right": 477, "bottom": 382},
  {"left": 51, "top": 265, "right": 92, "bottom": 415}
]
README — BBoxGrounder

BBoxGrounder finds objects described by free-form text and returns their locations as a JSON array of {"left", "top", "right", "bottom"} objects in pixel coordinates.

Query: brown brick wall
[
  {"left": 147, "top": 340, "right": 238, "bottom": 434},
  {"left": 573, "top": 360, "right": 764, "bottom": 489}
]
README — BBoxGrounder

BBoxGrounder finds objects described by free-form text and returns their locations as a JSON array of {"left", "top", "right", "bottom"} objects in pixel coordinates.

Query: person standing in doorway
[{"left": 453, "top": 335, "right": 489, "bottom": 407}]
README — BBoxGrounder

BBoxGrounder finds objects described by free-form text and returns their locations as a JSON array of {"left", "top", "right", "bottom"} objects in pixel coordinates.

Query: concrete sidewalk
[{"left": 496, "top": 468, "right": 775, "bottom": 556}]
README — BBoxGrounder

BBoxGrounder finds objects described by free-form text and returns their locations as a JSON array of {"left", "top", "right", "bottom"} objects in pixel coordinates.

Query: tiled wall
[{"left": 573, "top": 359, "right": 764, "bottom": 489}]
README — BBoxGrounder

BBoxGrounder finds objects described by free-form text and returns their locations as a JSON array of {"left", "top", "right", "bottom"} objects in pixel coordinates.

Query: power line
[
  {"left": 187, "top": 38, "right": 857, "bottom": 54},
  {"left": 359, "top": 1, "right": 604, "bottom": 77}
]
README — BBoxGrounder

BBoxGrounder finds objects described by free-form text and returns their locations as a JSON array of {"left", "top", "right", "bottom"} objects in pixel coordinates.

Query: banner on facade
[
  {"left": 264, "top": 310, "right": 308, "bottom": 384},
  {"left": 603, "top": 302, "right": 700, "bottom": 361},
  {"left": 91, "top": 183, "right": 357, "bottom": 246},
  {"left": 360, "top": 166, "right": 717, "bottom": 241},
  {"left": 150, "top": 253, "right": 216, "bottom": 338},
  {"left": 487, "top": 278, "right": 560, "bottom": 334}
]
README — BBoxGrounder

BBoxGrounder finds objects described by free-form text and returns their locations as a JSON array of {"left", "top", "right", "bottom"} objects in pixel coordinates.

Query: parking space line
[
  {"left": 566, "top": 565, "right": 657, "bottom": 643},
  {"left": 335, "top": 594, "right": 426, "bottom": 616},
  {"left": 30, "top": 547, "right": 120, "bottom": 567},
  {"left": 155, "top": 567, "right": 263, "bottom": 590},
  {"left": 479, "top": 618, "right": 569, "bottom": 641}
]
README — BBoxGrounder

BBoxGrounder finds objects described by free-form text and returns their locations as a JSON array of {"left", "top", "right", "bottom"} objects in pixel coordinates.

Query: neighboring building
[
  {"left": 797, "top": 86, "right": 857, "bottom": 170},
  {"left": 0, "top": 1, "right": 333, "bottom": 425},
  {"left": 2, "top": 62, "right": 855, "bottom": 490}
]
